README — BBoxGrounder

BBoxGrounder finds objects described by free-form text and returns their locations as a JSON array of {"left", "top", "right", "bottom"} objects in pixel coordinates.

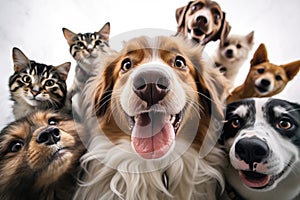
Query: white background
[{"left": 0, "top": 0, "right": 300, "bottom": 128}]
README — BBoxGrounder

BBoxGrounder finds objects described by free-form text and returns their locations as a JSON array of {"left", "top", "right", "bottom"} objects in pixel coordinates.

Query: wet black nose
[
  {"left": 133, "top": 69, "right": 170, "bottom": 107},
  {"left": 235, "top": 137, "right": 269, "bottom": 164},
  {"left": 260, "top": 79, "right": 271, "bottom": 87},
  {"left": 36, "top": 127, "right": 61, "bottom": 145},
  {"left": 196, "top": 15, "right": 208, "bottom": 25},
  {"left": 225, "top": 49, "right": 234, "bottom": 58}
]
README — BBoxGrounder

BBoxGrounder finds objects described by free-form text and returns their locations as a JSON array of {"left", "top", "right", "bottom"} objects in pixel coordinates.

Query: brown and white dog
[
  {"left": 0, "top": 111, "right": 85, "bottom": 200},
  {"left": 227, "top": 43, "right": 300, "bottom": 104},
  {"left": 75, "top": 36, "right": 228, "bottom": 199},
  {"left": 175, "top": 0, "right": 231, "bottom": 45}
]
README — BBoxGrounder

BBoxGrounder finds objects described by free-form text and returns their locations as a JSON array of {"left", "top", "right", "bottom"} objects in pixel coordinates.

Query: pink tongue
[{"left": 132, "top": 112, "right": 175, "bottom": 159}]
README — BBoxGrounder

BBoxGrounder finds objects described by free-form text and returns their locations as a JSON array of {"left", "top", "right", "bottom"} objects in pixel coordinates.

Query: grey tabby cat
[
  {"left": 62, "top": 22, "right": 111, "bottom": 97},
  {"left": 9, "top": 47, "right": 71, "bottom": 119}
]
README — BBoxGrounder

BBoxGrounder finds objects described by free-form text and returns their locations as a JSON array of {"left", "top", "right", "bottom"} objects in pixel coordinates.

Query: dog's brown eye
[
  {"left": 231, "top": 119, "right": 241, "bottom": 128},
  {"left": 9, "top": 141, "right": 24, "bottom": 152},
  {"left": 277, "top": 118, "right": 293, "bottom": 130},
  {"left": 174, "top": 56, "right": 187, "bottom": 69},
  {"left": 257, "top": 68, "right": 265, "bottom": 74},
  {"left": 275, "top": 75, "right": 282, "bottom": 81},
  {"left": 191, "top": 3, "right": 203, "bottom": 11},
  {"left": 22, "top": 75, "right": 31, "bottom": 83},
  {"left": 236, "top": 44, "right": 242, "bottom": 49},
  {"left": 121, "top": 58, "right": 132, "bottom": 72}
]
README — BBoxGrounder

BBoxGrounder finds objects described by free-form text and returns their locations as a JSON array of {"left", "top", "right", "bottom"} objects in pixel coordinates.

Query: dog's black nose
[
  {"left": 260, "top": 79, "right": 271, "bottom": 87},
  {"left": 196, "top": 15, "right": 208, "bottom": 25},
  {"left": 225, "top": 49, "right": 234, "bottom": 58},
  {"left": 133, "top": 69, "right": 170, "bottom": 107},
  {"left": 235, "top": 137, "right": 269, "bottom": 164},
  {"left": 36, "top": 127, "right": 61, "bottom": 145}
]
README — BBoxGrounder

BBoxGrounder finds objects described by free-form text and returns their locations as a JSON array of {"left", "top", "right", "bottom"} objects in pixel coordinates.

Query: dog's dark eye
[
  {"left": 223, "top": 42, "right": 229, "bottom": 47},
  {"left": 257, "top": 68, "right": 265, "bottom": 74},
  {"left": 9, "top": 141, "right": 24, "bottom": 153},
  {"left": 236, "top": 44, "right": 242, "bottom": 49},
  {"left": 22, "top": 75, "right": 32, "bottom": 83},
  {"left": 212, "top": 9, "right": 221, "bottom": 21},
  {"left": 191, "top": 2, "right": 203, "bottom": 11},
  {"left": 174, "top": 56, "right": 187, "bottom": 70},
  {"left": 275, "top": 75, "right": 282, "bottom": 81},
  {"left": 231, "top": 118, "right": 241, "bottom": 129},
  {"left": 48, "top": 118, "right": 58, "bottom": 125},
  {"left": 121, "top": 58, "right": 132, "bottom": 72},
  {"left": 277, "top": 118, "right": 293, "bottom": 130}
]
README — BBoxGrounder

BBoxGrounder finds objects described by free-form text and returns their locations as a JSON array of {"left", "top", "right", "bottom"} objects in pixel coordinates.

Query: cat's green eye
[
  {"left": 45, "top": 79, "right": 55, "bottom": 87},
  {"left": 22, "top": 75, "right": 31, "bottom": 83}
]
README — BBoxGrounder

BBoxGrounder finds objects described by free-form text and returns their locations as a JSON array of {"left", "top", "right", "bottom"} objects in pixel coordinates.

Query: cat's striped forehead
[{"left": 73, "top": 32, "right": 102, "bottom": 43}]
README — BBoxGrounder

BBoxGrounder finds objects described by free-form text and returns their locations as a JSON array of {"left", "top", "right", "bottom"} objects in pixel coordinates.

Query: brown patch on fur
[
  {"left": 86, "top": 36, "right": 227, "bottom": 151},
  {"left": 227, "top": 43, "right": 300, "bottom": 103},
  {"left": 175, "top": 0, "right": 231, "bottom": 45},
  {"left": 0, "top": 111, "right": 86, "bottom": 199}
]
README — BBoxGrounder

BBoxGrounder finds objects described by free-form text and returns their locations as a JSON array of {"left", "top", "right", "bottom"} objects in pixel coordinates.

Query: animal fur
[
  {"left": 175, "top": 0, "right": 231, "bottom": 45},
  {"left": 75, "top": 35, "right": 229, "bottom": 199},
  {"left": 212, "top": 31, "right": 254, "bottom": 87},
  {"left": 0, "top": 111, "right": 86, "bottom": 200},
  {"left": 227, "top": 43, "right": 300, "bottom": 104}
]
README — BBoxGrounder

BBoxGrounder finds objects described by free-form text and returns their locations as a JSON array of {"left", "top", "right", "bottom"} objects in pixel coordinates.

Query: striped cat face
[
  {"left": 62, "top": 22, "right": 110, "bottom": 66},
  {"left": 9, "top": 48, "right": 70, "bottom": 109}
]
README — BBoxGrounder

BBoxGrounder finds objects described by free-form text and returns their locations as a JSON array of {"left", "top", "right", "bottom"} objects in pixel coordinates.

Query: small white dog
[{"left": 212, "top": 31, "right": 254, "bottom": 87}]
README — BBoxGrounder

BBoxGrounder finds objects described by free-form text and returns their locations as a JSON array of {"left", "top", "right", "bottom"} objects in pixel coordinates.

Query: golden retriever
[
  {"left": 0, "top": 111, "right": 85, "bottom": 200},
  {"left": 75, "top": 35, "right": 228, "bottom": 199}
]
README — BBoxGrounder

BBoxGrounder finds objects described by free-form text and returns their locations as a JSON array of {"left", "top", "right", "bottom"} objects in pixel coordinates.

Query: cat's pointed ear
[
  {"left": 62, "top": 28, "right": 76, "bottom": 45},
  {"left": 98, "top": 22, "right": 110, "bottom": 41},
  {"left": 55, "top": 62, "right": 71, "bottom": 81},
  {"left": 250, "top": 43, "right": 269, "bottom": 67},
  {"left": 12, "top": 47, "right": 30, "bottom": 72}
]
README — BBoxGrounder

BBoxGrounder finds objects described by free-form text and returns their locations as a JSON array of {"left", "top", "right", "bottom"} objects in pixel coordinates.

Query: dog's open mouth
[
  {"left": 129, "top": 111, "right": 182, "bottom": 159},
  {"left": 188, "top": 28, "right": 206, "bottom": 42},
  {"left": 49, "top": 146, "right": 68, "bottom": 163},
  {"left": 239, "top": 162, "right": 291, "bottom": 189}
]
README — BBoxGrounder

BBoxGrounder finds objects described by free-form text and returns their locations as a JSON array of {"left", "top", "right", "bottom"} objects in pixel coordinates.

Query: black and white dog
[{"left": 220, "top": 98, "right": 300, "bottom": 200}]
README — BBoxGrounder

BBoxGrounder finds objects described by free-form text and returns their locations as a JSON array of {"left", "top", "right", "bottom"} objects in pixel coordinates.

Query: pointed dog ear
[
  {"left": 250, "top": 43, "right": 269, "bottom": 67},
  {"left": 203, "top": 12, "right": 231, "bottom": 45},
  {"left": 282, "top": 60, "right": 300, "bottom": 80},
  {"left": 175, "top": 1, "right": 193, "bottom": 34}
]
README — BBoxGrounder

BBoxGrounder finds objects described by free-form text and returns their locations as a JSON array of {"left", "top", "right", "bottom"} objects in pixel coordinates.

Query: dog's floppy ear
[
  {"left": 282, "top": 60, "right": 300, "bottom": 80},
  {"left": 175, "top": 1, "right": 193, "bottom": 34},
  {"left": 94, "top": 62, "right": 116, "bottom": 117},
  {"left": 250, "top": 43, "right": 269, "bottom": 67},
  {"left": 206, "top": 12, "right": 231, "bottom": 45}
]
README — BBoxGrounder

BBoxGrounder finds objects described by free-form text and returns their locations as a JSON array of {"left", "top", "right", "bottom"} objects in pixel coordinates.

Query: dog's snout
[
  {"left": 36, "top": 127, "right": 61, "bottom": 145},
  {"left": 133, "top": 70, "right": 170, "bottom": 106},
  {"left": 261, "top": 79, "right": 271, "bottom": 87},
  {"left": 235, "top": 137, "right": 269, "bottom": 164},
  {"left": 196, "top": 15, "right": 209, "bottom": 25},
  {"left": 225, "top": 49, "right": 234, "bottom": 58}
]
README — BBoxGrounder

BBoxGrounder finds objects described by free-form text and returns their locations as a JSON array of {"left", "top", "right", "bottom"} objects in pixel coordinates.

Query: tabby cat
[
  {"left": 9, "top": 47, "right": 71, "bottom": 119},
  {"left": 62, "top": 22, "right": 112, "bottom": 97}
]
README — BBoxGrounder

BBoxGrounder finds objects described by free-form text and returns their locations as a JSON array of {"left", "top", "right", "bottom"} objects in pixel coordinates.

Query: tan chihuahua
[{"left": 227, "top": 43, "right": 300, "bottom": 103}]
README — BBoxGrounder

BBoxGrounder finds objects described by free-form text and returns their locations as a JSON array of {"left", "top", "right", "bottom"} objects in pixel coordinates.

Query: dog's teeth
[{"left": 170, "top": 115, "right": 176, "bottom": 124}]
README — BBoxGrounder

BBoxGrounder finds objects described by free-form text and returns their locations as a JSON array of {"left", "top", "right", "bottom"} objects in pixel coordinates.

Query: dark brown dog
[
  {"left": 0, "top": 111, "right": 85, "bottom": 200},
  {"left": 175, "top": 0, "right": 231, "bottom": 45}
]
